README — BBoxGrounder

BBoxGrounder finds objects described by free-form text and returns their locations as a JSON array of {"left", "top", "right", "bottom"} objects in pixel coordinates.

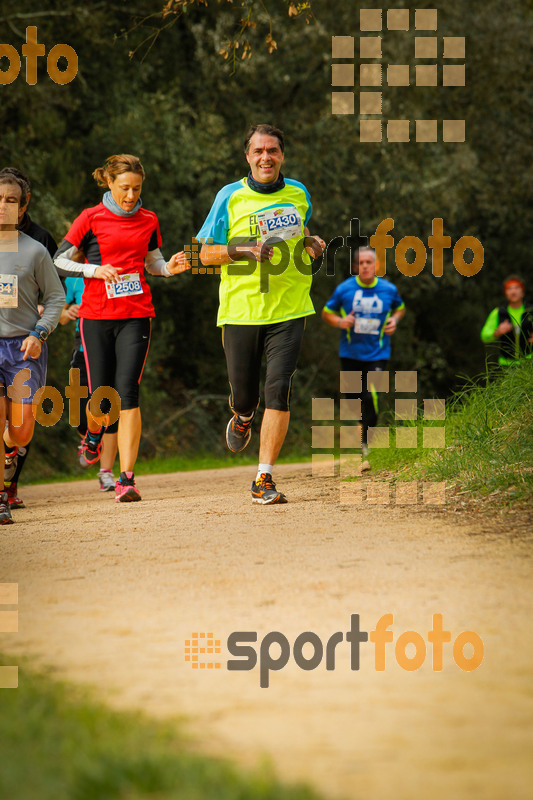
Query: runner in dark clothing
[{"left": 481, "top": 275, "right": 533, "bottom": 366}]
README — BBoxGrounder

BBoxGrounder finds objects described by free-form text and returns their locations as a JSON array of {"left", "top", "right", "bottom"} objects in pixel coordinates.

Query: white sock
[
  {"left": 237, "top": 412, "right": 254, "bottom": 421},
  {"left": 256, "top": 463, "right": 274, "bottom": 482}
]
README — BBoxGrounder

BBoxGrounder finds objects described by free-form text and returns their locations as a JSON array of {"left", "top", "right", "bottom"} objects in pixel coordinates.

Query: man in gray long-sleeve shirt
[
  {"left": 0, "top": 167, "right": 60, "bottom": 511},
  {"left": 0, "top": 174, "right": 64, "bottom": 523}
]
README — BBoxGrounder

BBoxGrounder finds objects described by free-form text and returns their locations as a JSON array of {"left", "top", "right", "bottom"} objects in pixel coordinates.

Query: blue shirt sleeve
[
  {"left": 304, "top": 201, "right": 312, "bottom": 227},
  {"left": 285, "top": 179, "right": 312, "bottom": 227},
  {"left": 391, "top": 284, "right": 404, "bottom": 310},
  {"left": 324, "top": 283, "right": 344, "bottom": 313},
  {"left": 64, "top": 277, "right": 75, "bottom": 305},
  {"left": 301, "top": 184, "right": 312, "bottom": 227},
  {"left": 197, "top": 183, "right": 240, "bottom": 245},
  {"left": 64, "top": 276, "right": 85, "bottom": 306}
]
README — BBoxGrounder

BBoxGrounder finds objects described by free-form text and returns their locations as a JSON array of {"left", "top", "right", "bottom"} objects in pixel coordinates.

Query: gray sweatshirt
[{"left": 0, "top": 231, "right": 65, "bottom": 338}]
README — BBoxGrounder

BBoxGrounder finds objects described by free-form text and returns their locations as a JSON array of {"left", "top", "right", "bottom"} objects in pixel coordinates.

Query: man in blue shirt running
[{"left": 322, "top": 247, "right": 405, "bottom": 454}]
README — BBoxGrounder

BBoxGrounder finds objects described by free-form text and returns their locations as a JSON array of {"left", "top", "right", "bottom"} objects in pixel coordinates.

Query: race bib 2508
[
  {"left": 257, "top": 206, "right": 302, "bottom": 243},
  {"left": 105, "top": 273, "right": 143, "bottom": 300}
]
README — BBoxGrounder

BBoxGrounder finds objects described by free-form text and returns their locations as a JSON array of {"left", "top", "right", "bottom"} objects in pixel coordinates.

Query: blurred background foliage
[{"left": 0, "top": 0, "right": 531, "bottom": 475}]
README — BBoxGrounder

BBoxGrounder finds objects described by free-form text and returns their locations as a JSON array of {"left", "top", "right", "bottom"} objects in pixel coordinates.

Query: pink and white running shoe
[{"left": 115, "top": 471, "right": 141, "bottom": 503}]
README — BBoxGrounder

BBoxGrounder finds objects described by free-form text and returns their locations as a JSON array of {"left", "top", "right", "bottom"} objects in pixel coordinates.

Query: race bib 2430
[{"left": 257, "top": 206, "right": 302, "bottom": 242}]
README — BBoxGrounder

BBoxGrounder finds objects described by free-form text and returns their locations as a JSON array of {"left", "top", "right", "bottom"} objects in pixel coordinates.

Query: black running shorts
[
  {"left": 340, "top": 357, "right": 388, "bottom": 443},
  {"left": 222, "top": 318, "right": 306, "bottom": 414},
  {"left": 80, "top": 317, "right": 151, "bottom": 412}
]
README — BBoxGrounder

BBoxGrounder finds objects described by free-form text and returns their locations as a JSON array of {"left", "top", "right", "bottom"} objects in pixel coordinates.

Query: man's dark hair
[
  {"left": 244, "top": 124, "right": 284, "bottom": 153},
  {"left": 0, "top": 167, "right": 30, "bottom": 206}
]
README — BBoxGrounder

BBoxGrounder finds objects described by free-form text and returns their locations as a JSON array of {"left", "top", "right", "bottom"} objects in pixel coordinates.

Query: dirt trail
[{"left": 1, "top": 463, "right": 532, "bottom": 800}]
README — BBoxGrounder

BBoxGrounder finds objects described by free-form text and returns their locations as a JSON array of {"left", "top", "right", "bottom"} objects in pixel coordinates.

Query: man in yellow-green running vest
[
  {"left": 197, "top": 124, "right": 326, "bottom": 505},
  {"left": 481, "top": 275, "right": 533, "bottom": 366}
]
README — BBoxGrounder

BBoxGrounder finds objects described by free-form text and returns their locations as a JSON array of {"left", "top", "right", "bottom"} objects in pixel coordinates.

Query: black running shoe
[
  {"left": 4, "top": 446, "right": 18, "bottom": 483},
  {"left": 226, "top": 413, "right": 255, "bottom": 453},
  {"left": 0, "top": 491, "right": 14, "bottom": 524},
  {"left": 251, "top": 473, "right": 287, "bottom": 505},
  {"left": 78, "top": 431, "right": 103, "bottom": 468}
]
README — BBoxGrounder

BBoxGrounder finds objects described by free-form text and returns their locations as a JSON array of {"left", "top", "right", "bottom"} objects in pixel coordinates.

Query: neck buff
[
  {"left": 17, "top": 211, "right": 32, "bottom": 233},
  {"left": 102, "top": 190, "right": 142, "bottom": 217},
  {"left": 246, "top": 170, "right": 285, "bottom": 194}
]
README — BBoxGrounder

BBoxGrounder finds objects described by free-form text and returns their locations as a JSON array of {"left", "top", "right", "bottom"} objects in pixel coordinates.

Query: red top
[{"left": 64, "top": 203, "right": 162, "bottom": 319}]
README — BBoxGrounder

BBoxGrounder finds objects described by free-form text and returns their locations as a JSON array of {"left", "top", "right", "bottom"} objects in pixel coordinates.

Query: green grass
[
  {"left": 135, "top": 449, "right": 311, "bottom": 476},
  {"left": 0, "top": 656, "right": 323, "bottom": 800},
  {"left": 22, "top": 361, "right": 533, "bottom": 508},
  {"left": 368, "top": 360, "right": 533, "bottom": 506},
  {"left": 22, "top": 449, "right": 312, "bottom": 485}
]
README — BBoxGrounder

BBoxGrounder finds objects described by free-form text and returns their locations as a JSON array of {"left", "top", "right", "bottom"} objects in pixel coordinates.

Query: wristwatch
[{"left": 29, "top": 325, "right": 49, "bottom": 343}]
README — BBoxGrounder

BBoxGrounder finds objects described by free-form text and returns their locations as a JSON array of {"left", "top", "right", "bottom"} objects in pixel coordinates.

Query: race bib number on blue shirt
[
  {"left": 354, "top": 316, "right": 381, "bottom": 335},
  {"left": 0, "top": 274, "right": 18, "bottom": 307},
  {"left": 257, "top": 206, "right": 302, "bottom": 242},
  {"left": 105, "top": 273, "right": 143, "bottom": 300}
]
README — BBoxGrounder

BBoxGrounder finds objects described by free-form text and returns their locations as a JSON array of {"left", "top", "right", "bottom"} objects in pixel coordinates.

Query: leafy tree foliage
[{"left": 0, "top": 0, "right": 530, "bottom": 471}]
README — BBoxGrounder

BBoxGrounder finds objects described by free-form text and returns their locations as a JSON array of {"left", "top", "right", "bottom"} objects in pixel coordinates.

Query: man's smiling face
[{"left": 246, "top": 133, "right": 285, "bottom": 184}]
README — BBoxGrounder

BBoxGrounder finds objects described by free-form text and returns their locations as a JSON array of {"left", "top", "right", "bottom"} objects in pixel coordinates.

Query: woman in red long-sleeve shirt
[{"left": 55, "top": 154, "right": 190, "bottom": 502}]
